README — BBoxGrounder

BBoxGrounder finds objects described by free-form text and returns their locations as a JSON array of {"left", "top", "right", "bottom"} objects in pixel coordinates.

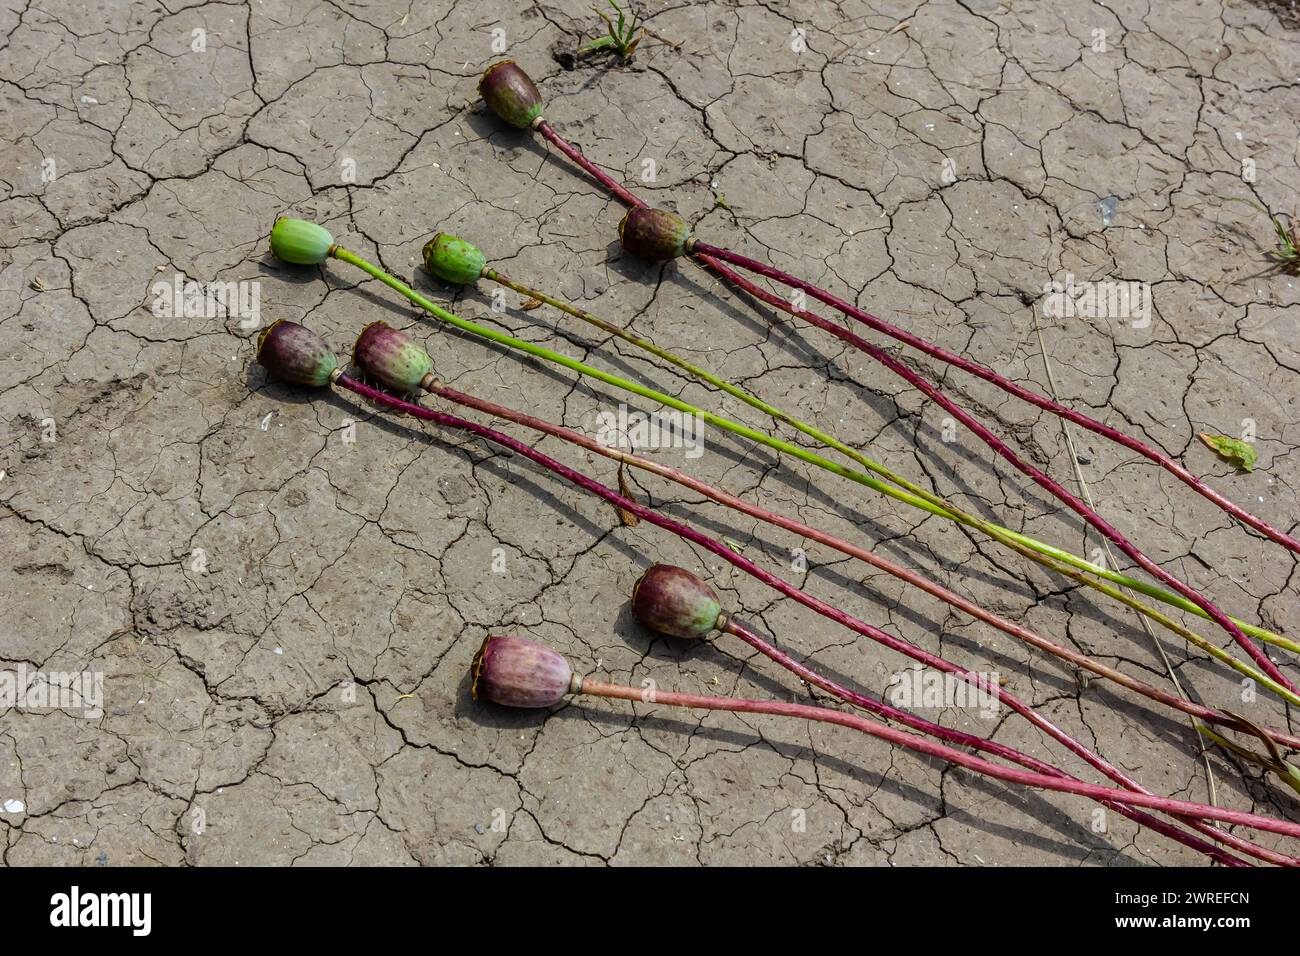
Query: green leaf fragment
[
  {"left": 579, "top": 35, "right": 615, "bottom": 54},
  {"left": 1198, "top": 433, "right": 1257, "bottom": 473}
]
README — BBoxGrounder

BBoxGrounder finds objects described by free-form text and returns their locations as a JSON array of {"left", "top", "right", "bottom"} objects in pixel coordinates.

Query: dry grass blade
[
  {"left": 1031, "top": 312, "right": 1221, "bottom": 814},
  {"left": 616, "top": 461, "right": 639, "bottom": 526}
]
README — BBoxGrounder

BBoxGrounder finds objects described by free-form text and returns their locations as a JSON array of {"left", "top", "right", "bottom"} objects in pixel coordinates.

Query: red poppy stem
[
  {"left": 424, "top": 376, "right": 1300, "bottom": 750},
  {"left": 529, "top": 120, "right": 1296, "bottom": 694},
  {"left": 690, "top": 245, "right": 1298, "bottom": 695},
  {"left": 692, "top": 239, "right": 1300, "bottom": 556},
  {"left": 578, "top": 678, "right": 1300, "bottom": 842},
  {"left": 332, "top": 373, "right": 1298, "bottom": 863}
]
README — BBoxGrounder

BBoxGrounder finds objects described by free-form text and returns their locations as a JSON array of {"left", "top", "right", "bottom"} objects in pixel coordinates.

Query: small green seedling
[
  {"left": 579, "top": 0, "right": 644, "bottom": 59},
  {"left": 1262, "top": 207, "right": 1300, "bottom": 272}
]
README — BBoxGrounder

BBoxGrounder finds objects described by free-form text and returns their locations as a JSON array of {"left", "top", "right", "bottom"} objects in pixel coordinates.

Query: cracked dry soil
[{"left": 1, "top": 0, "right": 1298, "bottom": 867}]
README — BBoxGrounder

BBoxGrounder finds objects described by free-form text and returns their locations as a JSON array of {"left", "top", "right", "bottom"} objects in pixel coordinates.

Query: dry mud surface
[{"left": 1, "top": 0, "right": 1298, "bottom": 866}]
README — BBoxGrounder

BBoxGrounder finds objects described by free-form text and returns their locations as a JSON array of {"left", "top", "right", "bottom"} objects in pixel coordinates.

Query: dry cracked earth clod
[{"left": 0, "top": 0, "right": 1298, "bottom": 867}]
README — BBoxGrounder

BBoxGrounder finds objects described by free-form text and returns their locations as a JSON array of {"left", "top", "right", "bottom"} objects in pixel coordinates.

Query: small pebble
[{"left": 1098, "top": 196, "right": 1119, "bottom": 227}]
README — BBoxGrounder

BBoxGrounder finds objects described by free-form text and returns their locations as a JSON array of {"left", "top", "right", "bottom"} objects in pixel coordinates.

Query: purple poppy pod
[
  {"left": 479, "top": 61, "right": 544, "bottom": 129},
  {"left": 618, "top": 207, "right": 693, "bottom": 261},
  {"left": 352, "top": 321, "right": 434, "bottom": 393},
  {"left": 256, "top": 320, "right": 339, "bottom": 387},
  {"left": 472, "top": 635, "right": 575, "bottom": 708},
  {"left": 631, "top": 564, "right": 724, "bottom": 640}
]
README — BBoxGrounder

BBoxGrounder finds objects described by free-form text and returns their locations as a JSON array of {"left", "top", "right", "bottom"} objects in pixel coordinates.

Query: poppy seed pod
[
  {"left": 256, "top": 320, "right": 339, "bottom": 386},
  {"left": 618, "top": 207, "right": 692, "bottom": 261},
  {"left": 472, "top": 635, "right": 575, "bottom": 708},
  {"left": 422, "top": 232, "right": 487, "bottom": 286},
  {"left": 270, "top": 217, "right": 334, "bottom": 265},
  {"left": 631, "top": 564, "right": 724, "bottom": 639},
  {"left": 352, "top": 322, "right": 433, "bottom": 393},
  {"left": 479, "top": 61, "right": 544, "bottom": 129}
]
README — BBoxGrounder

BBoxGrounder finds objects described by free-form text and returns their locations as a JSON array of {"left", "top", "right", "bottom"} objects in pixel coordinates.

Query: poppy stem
[
  {"left": 523, "top": 121, "right": 1297, "bottom": 694},
  {"left": 329, "top": 371, "right": 1296, "bottom": 863},
  {"left": 575, "top": 676, "right": 1298, "bottom": 843}
]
